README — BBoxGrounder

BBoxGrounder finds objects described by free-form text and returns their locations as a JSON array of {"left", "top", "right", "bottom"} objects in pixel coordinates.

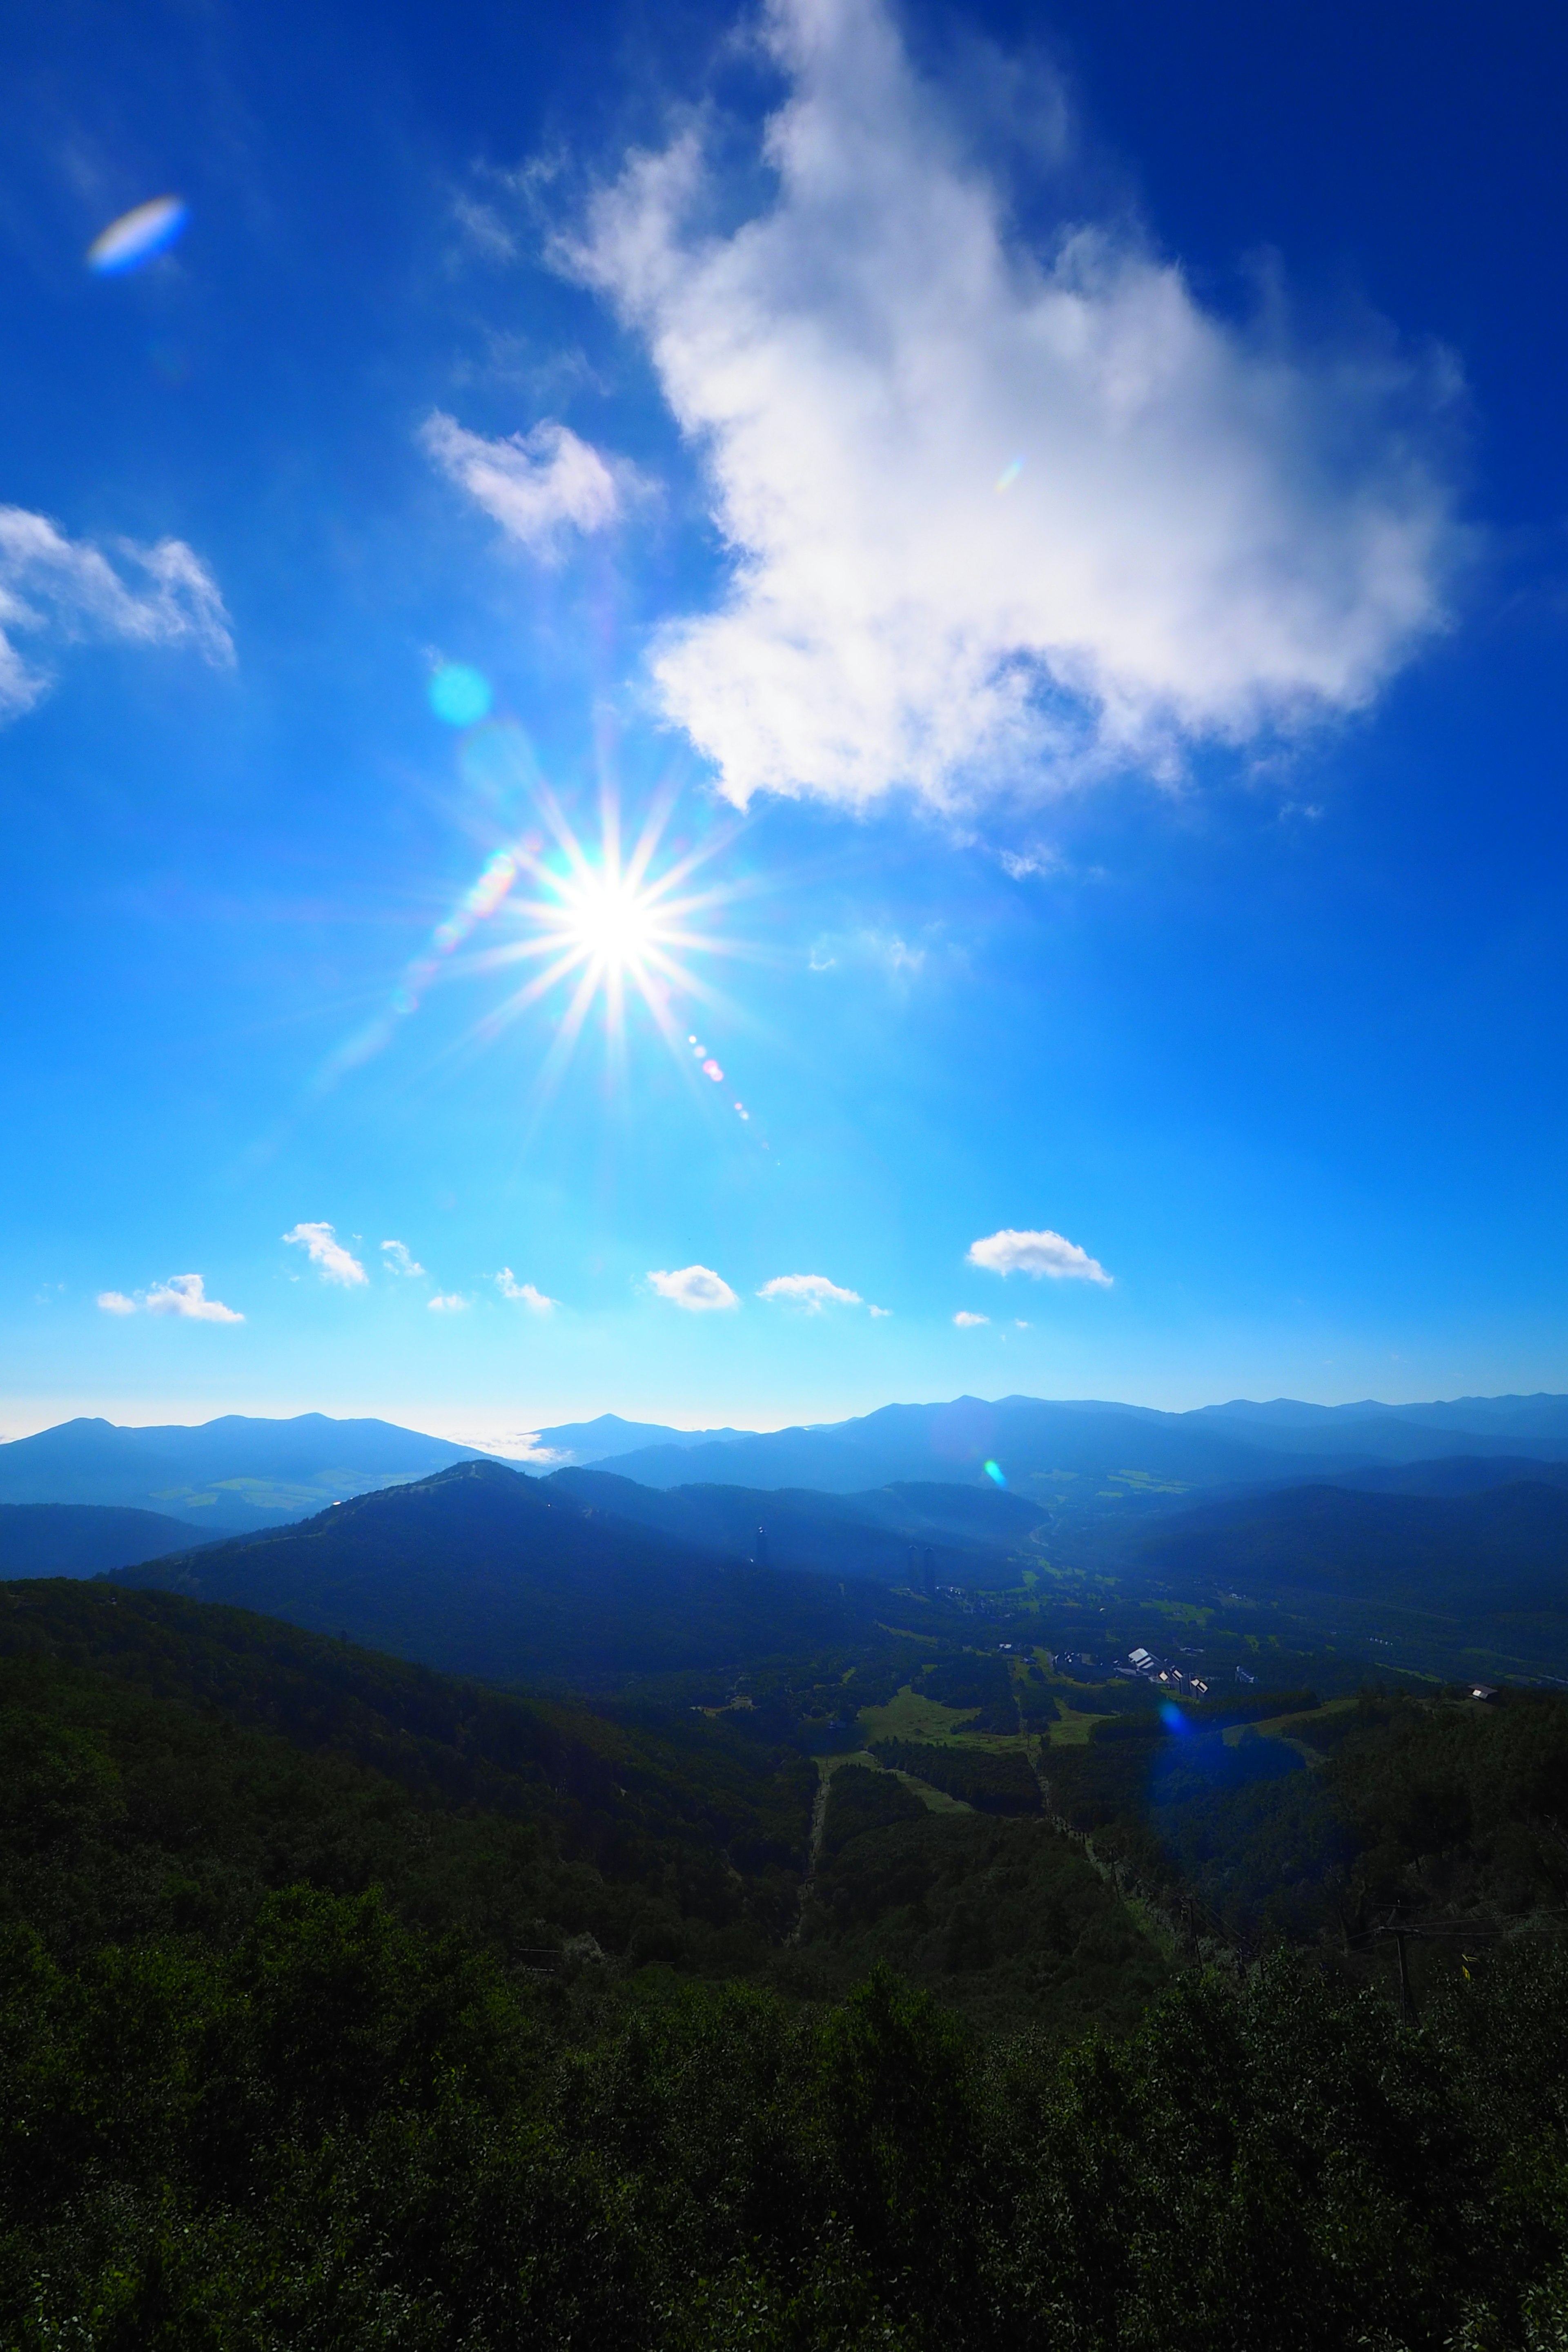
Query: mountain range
[
  {"left": 531, "top": 1391, "right": 1568, "bottom": 1490},
  {"left": 10, "top": 1392, "right": 1568, "bottom": 1530}
]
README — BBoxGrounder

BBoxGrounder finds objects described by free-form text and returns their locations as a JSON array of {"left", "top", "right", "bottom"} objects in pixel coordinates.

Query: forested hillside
[{"left": 9, "top": 1567, "right": 1568, "bottom": 2343}]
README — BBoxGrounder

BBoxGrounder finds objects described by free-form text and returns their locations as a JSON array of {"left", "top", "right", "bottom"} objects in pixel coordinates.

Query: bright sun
[{"left": 561, "top": 874, "right": 658, "bottom": 967}]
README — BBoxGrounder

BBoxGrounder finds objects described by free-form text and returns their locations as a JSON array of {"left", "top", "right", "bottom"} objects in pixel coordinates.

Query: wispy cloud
[
  {"left": 428, "top": 1292, "right": 470, "bottom": 1312},
  {"left": 495, "top": 1268, "right": 558, "bottom": 1312},
  {"left": 953, "top": 1310, "right": 990, "bottom": 1327},
  {"left": 967, "top": 1227, "right": 1112, "bottom": 1285},
  {"left": 381, "top": 1239, "right": 425, "bottom": 1277},
  {"left": 98, "top": 1274, "right": 243, "bottom": 1322},
  {"left": 757, "top": 1273, "right": 863, "bottom": 1310},
  {"left": 0, "top": 506, "right": 233, "bottom": 720},
  {"left": 282, "top": 1222, "right": 367, "bottom": 1287},
  {"left": 570, "top": 0, "right": 1459, "bottom": 810},
  {"left": 647, "top": 1264, "right": 740, "bottom": 1311},
  {"left": 422, "top": 411, "right": 640, "bottom": 561}
]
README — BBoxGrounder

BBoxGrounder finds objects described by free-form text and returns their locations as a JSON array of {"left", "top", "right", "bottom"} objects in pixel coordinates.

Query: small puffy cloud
[
  {"left": 381, "top": 1239, "right": 425, "bottom": 1277},
  {"left": 98, "top": 1276, "right": 243, "bottom": 1322},
  {"left": 647, "top": 1264, "right": 740, "bottom": 1311},
  {"left": 869, "top": 1304, "right": 892, "bottom": 1319},
  {"left": 967, "top": 1227, "right": 1112, "bottom": 1285},
  {"left": 953, "top": 1310, "right": 990, "bottom": 1327},
  {"left": 569, "top": 0, "right": 1459, "bottom": 810},
  {"left": 495, "top": 1268, "right": 558, "bottom": 1312},
  {"left": 757, "top": 1272, "right": 863, "bottom": 1311},
  {"left": 283, "top": 1222, "right": 367, "bottom": 1287},
  {"left": 145, "top": 1274, "right": 244, "bottom": 1323},
  {"left": 428, "top": 1292, "right": 470, "bottom": 1313},
  {"left": 422, "top": 411, "right": 639, "bottom": 561},
  {"left": 0, "top": 505, "right": 232, "bottom": 721}
]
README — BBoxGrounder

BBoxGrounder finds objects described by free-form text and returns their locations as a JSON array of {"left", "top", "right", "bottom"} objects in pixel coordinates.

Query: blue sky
[{"left": 2, "top": 0, "right": 1566, "bottom": 1446}]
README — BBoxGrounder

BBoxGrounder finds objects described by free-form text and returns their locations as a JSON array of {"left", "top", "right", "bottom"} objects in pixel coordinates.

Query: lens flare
[
  {"left": 1159, "top": 1701, "right": 1189, "bottom": 1733},
  {"left": 983, "top": 1459, "right": 1007, "bottom": 1486},
  {"left": 88, "top": 198, "right": 189, "bottom": 274},
  {"left": 311, "top": 724, "right": 770, "bottom": 1151},
  {"left": 995, "top": 456, "right": 1024, "bottom": 493},
  {"left": 430, "top": 663, "right": 492, "bottom": 727}
]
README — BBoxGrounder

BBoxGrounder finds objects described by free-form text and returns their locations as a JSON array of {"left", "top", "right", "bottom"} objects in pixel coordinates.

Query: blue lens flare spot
[
  {"left": 87, "top": 197, "right": 189, "bottom": 274},
  {"left": 1159, "top": 1701, "right": 1189, "bottom": 1732},
  {"left": 983, "top": 1459, "right": 1006, "bottom": 1486},
  {"left": 430, "top": 663, "right": 493, "bottom": 728}
]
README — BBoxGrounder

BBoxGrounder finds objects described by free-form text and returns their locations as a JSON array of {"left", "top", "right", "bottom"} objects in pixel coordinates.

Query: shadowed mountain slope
[
  {"left": 544, "top": 1467, "right": 1045, "bottom": 1585},
  {"left": 0, "top": 1503, "right": 212, "bottom": 1579},
  {"left": 109, "top": 1458, "right": 889, "bottom": 1688},
  {"left": 1129, "top": 1479, "right": 1568, "bottom": 1645}
]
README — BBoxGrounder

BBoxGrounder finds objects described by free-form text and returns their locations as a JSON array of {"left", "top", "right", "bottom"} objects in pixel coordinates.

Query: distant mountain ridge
[
  {"left": 0, "top": 1413, "right": 492, "bottom": 1533},
  {"left": 572, "top": 1391, "right": 1568, "bottom": 1495}
]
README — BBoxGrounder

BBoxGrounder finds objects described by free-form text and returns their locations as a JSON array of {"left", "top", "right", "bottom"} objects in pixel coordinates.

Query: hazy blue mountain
[
  {"left": 0, "top": 1503, "right": 211, "bottom": 1579},
  {"left": 545, "top": 1467, "right": 1045, "bottom": 1586},
  {"left": 521, "top": 1413, "right": 751, "bottom": 1466},
  {"left": 590, "top": 1392, "right": 1568, "bottom": 1494},
  {"left": 0, "top": 1413, "right": 495, "bottom": 1533},
  {"left": 1190, "top": 1393, "right": 1568, "bottom": 1459},
  {"left": 109, "top": 1458, "right": 886, "bottom": 1688}
]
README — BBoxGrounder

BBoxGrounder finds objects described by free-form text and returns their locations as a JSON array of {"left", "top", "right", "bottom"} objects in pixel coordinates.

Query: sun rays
[{"left": 464, "top": 779, "right": 745, "bottom": 1114}]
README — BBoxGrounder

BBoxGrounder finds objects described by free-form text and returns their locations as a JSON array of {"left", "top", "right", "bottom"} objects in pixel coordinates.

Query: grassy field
[
  {"left": 1044, "top": 1704, "right": 1101, "bottom": 1748},
  {"left": 828, "top": 1748, "right": 972, "bottom": 1815},
  {"left": 857, "top": 1686, "right": 981, "bottom": 1744}
]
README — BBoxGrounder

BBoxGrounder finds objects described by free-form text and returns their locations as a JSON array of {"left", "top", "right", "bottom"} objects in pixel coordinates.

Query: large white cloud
[
  {"left": 283, "top": 1222, "right": 367, "bottom": 1287},
  {"left": 570, "top": 0, "right": 1461, "bottom": 808},
  {"left": 0, "top": 506, "right": 232, "bottom": 719},
  {"left": 967, "top": 1226, "right": 1111, "bottom": 1284},
  {"left": 422, "top": 411, "right": 634, "bottom": 561},
  {"left": 647, "top": 1264, "right": 740, "bottom": 1310}
]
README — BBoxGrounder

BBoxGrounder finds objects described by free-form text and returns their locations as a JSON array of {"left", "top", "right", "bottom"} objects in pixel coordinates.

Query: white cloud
[
  {"left": 428, "top": 1292, "right": 470, "bottom": 1312},
  {"left": 495, "top": 1267, "right": 558, "bottom": 1312},
  {"left": 967, "top": 1226, "right": 1112, "bottom": 1285},
  {"left": 647, "top": 1264, "right": 740, "bottom": 1311},
  {"left": 869, "top": 1303, "right": 892, "bottom": 1318},
  {"left": 381, "top": 1239, "right": 426, "bottom": 1277},
  {"left": 145, "top": 1274, "right": 244, "bottom": 1323},
  {"left": 282, "top": 1222, "right": 367, "bottom": 1287},
  {"left": 0, "top": 505, "right": 232, "bottom": 719},
  {"left": 569, "top": 0, "right": 1459, "bottom": 810},
  {"left": 422, "top": 410, "right": 638, "bottom": 561},
  {"left": 757, "top": 1272, "right": 863, "bottom": 1310},
  {"left": 97, "top": 1276, "right": 243, "bottom": 1321},
  {"left": 953, "top": 1310, "right": 990, "bottom": 1327}
]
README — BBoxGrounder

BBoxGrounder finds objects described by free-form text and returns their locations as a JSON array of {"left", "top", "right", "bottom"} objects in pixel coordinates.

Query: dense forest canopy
[{"left": 7, "top": 1565, "right": 1568, "bottom": 2345}]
